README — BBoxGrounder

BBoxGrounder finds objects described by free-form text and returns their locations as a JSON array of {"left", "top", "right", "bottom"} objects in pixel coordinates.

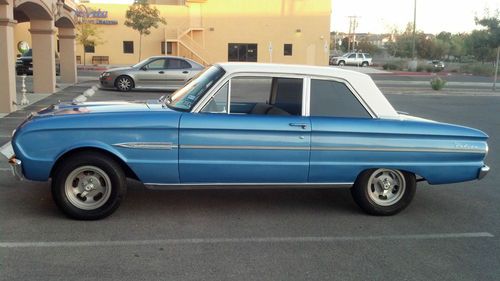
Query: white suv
[{"left": 330, "top": 53, "right": 372, "bottom": 67}]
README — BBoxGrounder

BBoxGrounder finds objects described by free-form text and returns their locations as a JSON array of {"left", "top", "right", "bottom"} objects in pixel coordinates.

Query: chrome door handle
[
  {"left": 289, "top": 123, "right": 308, "bottom": 129},
  {"left": 182, "top": 71, "right": 189, "bottom": 74},
  {"left": 159, "top": 71, "right": 165, "bottom": 74}
]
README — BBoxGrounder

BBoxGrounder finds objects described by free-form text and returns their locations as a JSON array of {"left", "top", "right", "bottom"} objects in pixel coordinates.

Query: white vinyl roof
[{"left": 216, "top": 62, "right": 399, "bottom": 118}]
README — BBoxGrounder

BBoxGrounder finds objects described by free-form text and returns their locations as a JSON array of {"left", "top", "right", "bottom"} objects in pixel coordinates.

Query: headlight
[
  {"left": 101, "top": 72, "right": 111, "bottom": 78},
  {"left": 12, "top": 129, "right": 16, "bottom": 137}
]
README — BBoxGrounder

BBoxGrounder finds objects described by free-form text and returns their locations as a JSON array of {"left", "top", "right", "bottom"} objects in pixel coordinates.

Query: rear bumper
[{"left": 478, "top": 165, "right": 490, "bottom": 180}]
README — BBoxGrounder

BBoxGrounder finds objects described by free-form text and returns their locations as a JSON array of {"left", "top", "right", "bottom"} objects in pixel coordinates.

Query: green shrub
[
  {"left": 459, "top": 63, "right": 494, "bottom": 76},
  {"left": 416, "top": 65, "right": 424, "bottom": 72},
  {"left": 382, "top": 63, "right": 399, "bottom": 70},
  {"left": 425, "top": 66, "right": 434, "bottom": 73},
  {"left": 430, "top": 77, "right": 446, "bottom": 90}
]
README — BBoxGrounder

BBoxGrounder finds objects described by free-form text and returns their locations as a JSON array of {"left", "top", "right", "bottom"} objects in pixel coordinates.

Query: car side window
[
  {"left": 348, "top": 54, "right": 356, "bottom": 59},
  {"left": 167, "top": 58, "right": 192, "bottom": 69},
  {"left": 231, "top": 77, "right": 302, "bottom": 116},
  {"left": 201, "top": 76, "right": 303, "bottom": 116},
  {"left": 201, "top": 82, "right": 228, "bottom": 113},
  {"left": 357, "top": 54, "right": 363, "bottom": 59},
  {"left": 310, "top": 79, "right": 371, "bottom": 118},
  {"left": 145, "top": 59, "right": 166, "bottom": 70}
]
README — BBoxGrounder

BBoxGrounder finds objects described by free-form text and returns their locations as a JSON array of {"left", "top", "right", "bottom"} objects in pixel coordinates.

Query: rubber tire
[
  {"left": 338, "top": 61, "right": 345, "bottom": 66},
  {"left": 115, "top": 76, "right": 134, "bottom": 92},
  {"left": 51, "top": 152, "right": 127, "bottom": 220},
  {"left": 350, "top": 169, "right": 416, "bottom": 216},
  {"left": 361, "top": 62, "right": 369, "bottom": 67}
]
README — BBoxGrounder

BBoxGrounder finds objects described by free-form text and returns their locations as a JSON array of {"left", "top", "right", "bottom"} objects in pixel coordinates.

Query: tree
[
  {"left": 76, "top": 23, "right": 103, "bottom": 66},
  {"left": 357, "top": 39, "right": 380, "bottom": 54},
  {"left": 475, "top": 11, "right": 500, "bottom": 90},
  {"left": 125, "top": 0, "right": 166, "bottom": 61}
]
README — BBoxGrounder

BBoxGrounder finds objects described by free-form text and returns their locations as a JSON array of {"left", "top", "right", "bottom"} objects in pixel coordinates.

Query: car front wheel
[
  {"left": 115, "top": 76, "right": 134, "bottom": 92},
  {"left": 338, "top": 61, "right": 345, "bottom": 66},
  {"left": 351, "top": 168, "right": 416, "bottom": 216},
  {"left": 51, "top": 152, "right": 127, "bottom": 220}
]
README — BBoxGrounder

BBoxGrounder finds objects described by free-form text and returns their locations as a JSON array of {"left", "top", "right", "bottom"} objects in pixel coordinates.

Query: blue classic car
[{"left": 1, "top": 63, "right": 490, "bottom": 219}]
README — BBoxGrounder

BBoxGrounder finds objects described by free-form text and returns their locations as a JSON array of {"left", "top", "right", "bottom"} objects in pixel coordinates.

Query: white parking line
[
  {"left": 0, "top": 232, "right": 493, "bottom": 248},
  {"left": 0, "top": 168, "right": 12, "bottom": 171}
]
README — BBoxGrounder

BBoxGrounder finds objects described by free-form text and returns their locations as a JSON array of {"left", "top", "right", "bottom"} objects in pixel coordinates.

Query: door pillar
[
  {"left": 58, "top": 27, "right": 77, "bottom": 84},
  {"left": 0, "top": 0, "right": 17, "bottom": 113},
  {"left": 30, "top": 19, "right": 56, "bottom": 94}
]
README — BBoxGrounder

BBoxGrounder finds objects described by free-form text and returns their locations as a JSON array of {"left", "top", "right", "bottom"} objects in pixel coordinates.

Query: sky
[
  {"left": 80, "top": 0, "right": 499, "bottom": 34},
  {"left": 331, "top": 0, "right": 500, "bottom": 34}
]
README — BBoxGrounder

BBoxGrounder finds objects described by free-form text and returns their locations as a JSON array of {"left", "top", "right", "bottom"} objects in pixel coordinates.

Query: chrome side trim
[
  {"left": 311, "top": 146, "right": 486, "bottom": 154},
  {"left": 144, "top": 182, "right": 354, "bottom": 190},
  {"left": 113, "top": 142, "right": 177, "bottom": 150},
  {"left": 179, "top": 144, "right": 485, "bottom": 154},
  {"left": 478, "top": 165, "right": 490, "bottom": 180},
  {"left": 180, "top": 145, "right": 308, "bottom": 150}
]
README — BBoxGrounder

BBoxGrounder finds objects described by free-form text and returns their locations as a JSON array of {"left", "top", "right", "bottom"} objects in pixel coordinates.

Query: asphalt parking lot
[{"left": 0, "top": 83, "right": 499, "bottom": 281}]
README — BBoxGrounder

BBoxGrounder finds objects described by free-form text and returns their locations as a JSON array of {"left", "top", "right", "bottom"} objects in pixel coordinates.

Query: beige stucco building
[{"left": 1, "top": 0, "right": 331, "bottom": 114}]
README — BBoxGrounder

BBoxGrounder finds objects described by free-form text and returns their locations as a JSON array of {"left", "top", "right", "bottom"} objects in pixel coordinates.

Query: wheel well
[
  {"left": 50, "top": 147, "right": 140, "bottom": 181},
  {"left": 115, "top": 75, "right": 135, "bottom": 88},
  {"left": 355, "top": 168, "right": 425, "bottom": 183}
]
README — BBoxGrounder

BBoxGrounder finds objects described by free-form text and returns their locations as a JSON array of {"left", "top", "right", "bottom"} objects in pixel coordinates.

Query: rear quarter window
[{"left": 310, "top": 79, "right": 371, "bottom": 118}]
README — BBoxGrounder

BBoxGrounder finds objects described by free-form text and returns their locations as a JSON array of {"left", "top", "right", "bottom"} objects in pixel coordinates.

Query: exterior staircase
[{"left": 165, "top": 26, "right": 211, "bottom": 66}]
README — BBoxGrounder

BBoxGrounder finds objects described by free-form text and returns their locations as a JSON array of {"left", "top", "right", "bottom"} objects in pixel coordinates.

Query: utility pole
[
  {"left": 348, "top": 16, "right": 359, "bottom": 52},
  {"left": 409, "top": 0, "right": 418, "bottom": 71},
  {"left": 494, "top": 46, "right": 499, "bottom": 91},
  {"left": 411, "top": 0, "right": 417, "bottom": 59}
]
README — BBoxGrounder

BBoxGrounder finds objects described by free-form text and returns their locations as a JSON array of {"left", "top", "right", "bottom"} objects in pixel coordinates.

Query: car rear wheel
[
  {"left": 361, "top": 62, "right": 369, "bottom": 67},
  {"left": 115, "top": 76, "right": 134, "bottom": 92},
  {"left": 51, "top": 152, "right": 127, "bottom": 220},
  {"left": 351, "top": 168, "right": 416, "bottom": 216},
  {"left": 338, "top": 61, "right": 345, "bottom": 66}
]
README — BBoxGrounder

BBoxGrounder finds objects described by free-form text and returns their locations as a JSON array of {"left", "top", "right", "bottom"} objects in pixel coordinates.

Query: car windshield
[
  {"left": 132, "top": 58, "right": 151, "bottom": 68},
  {"left": 166, "top": 65, "right": 225, "bottom": 111}
]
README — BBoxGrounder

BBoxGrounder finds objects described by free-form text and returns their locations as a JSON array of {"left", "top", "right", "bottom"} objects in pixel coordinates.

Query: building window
[
  {"left": 84, "top": 42, "right": 95, "bottom": 53},
  {"left": 123, "top": 41, "right": 134, "bottom": 54},
  {"left": 284, "top": 44, "right": 292, "bottom": 56},
  {"left": 162, "top": 42, "right": 173, "bottom": 55},
  {"left": 228, "top": 43, "right": 257, "bottom": 62}
]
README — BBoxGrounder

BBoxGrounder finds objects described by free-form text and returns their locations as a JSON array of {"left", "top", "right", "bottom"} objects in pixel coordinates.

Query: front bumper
[
  {"left": 99, "top": 76, "right": 115, "bottom": 88},
  {"left": 8, "top": 157, "right": 24, "bottom": 181},
  {"left": 1, "top": 142, "right": 24, "bottom": 180},
  {"left": 478, "top": 165, "right": 490, "bottom": 180}
]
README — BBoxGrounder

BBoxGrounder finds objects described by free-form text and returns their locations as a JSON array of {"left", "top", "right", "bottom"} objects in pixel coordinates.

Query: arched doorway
[{"left": 0, "top": 0, "right": 77, "bottom": 114}]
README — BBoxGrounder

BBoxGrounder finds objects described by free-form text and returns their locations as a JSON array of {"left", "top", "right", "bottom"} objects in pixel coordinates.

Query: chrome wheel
[
  {"left": 367, "top": 169, "right": 406, "bottom": 206},
  {"left": 116, "top": 77, "right": 132, "bottom": 91},
  {"left": 64, "top": 166, "right": 112, "bottom": 210}
]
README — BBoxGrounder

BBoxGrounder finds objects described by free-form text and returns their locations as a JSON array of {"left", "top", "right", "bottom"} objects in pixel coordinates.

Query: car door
[
  {"left": 346, "top": 53, "right": 357, "bottom": 65},
  {"left": 164, "top": 58, "right": 192, "bottom": 89},
  {"left": 308, "top": 78, "right": 375, "bottom": 184},
  {"left": 134, "top": 58, "right": 167, "bottom": 88},
  {"left": 178, "top": 75, "right": 311, "bottom": 184}
]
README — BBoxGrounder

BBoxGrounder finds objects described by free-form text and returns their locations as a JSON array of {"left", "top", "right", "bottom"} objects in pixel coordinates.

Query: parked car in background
[
  {"left": 2, "top": 63, "right": 489, "bottom": 220},
  {"left": 16, "top": 48, "right": 60, "bottom": 76},
  {"left": 99, "top": 56, "right": 204, "bottom": 92},
  {"left": 428, "top": 60, "right": 445, "bottom": 71},
  {"left": 330, "top": 52, "right": 372, "bottom": 66}
]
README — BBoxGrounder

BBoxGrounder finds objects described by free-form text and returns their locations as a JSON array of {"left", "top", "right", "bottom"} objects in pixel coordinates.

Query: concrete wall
[{"left": 13, "top": 0, "right": 331, "bottom": 66}]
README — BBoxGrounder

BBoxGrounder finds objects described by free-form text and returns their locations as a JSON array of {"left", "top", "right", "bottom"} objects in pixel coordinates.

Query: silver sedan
[{"left": 99, "top": 56, "right": 204, "bottom": 92}]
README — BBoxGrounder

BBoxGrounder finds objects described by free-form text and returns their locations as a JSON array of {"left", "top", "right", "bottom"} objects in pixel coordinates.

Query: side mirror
[{"left": 141, "top": 66, "right": 148, "bottom": 71}]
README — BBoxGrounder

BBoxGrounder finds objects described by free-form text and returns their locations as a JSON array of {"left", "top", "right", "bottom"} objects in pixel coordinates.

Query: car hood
[
  {"left": 106, "top": 66, "right": 134, "bottom": 73},
  {"left": 34, "top": 100, "right": 166, "bottom": 117}
]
